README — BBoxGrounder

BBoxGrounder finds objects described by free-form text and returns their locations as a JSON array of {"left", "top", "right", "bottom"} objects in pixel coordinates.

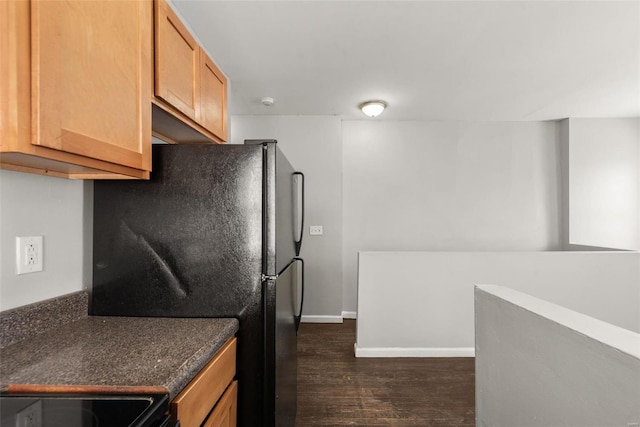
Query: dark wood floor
[{"left": 295, "top": 320, "right": 475, "bottom": 426}]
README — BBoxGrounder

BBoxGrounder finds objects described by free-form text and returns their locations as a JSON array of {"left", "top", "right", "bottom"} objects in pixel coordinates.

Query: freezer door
[
  {"left": 245, "top": 140, "right": 302, "bottom": 275},
  {"left": 263, "top": 260, "right": 298, "bottom": 427},
  {"left": 247, "top": 139, "right": 297, "bottom": 276},
  {"left": 272, "top": 143, "right": 297, "bottom": 275}
]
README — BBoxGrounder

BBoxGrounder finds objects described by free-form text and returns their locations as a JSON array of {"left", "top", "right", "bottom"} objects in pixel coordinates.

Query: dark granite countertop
[{"left": 0, "top": 296, "right": 238, "bottom": 399}]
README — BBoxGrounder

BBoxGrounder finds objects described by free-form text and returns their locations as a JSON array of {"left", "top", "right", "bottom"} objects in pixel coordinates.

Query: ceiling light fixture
[{"left": 359, "top": 100, "right": 387, "bottom": 118}]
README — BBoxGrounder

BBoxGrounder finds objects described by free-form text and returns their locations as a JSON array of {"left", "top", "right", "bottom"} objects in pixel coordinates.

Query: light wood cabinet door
[
  {"left": 31, "top": 0, "right": 152, "bottom": 172},
  {"left": 203, "top": 381, "right": 238, "bottom": 427},
  {"left": 200, "top": 49, "right": 228, "bottom": 142},
  {"left": 152, "top": 0, "right": 227, "bottom": 144},
  {"left": 155, "top": 0, "right": 199, "bottom": 122},
  {"left": 171, "top": 338, "right": 237, "bottom": 427},
  {"left": 0, "top": 0, "right": 31, "bottom": 154}
]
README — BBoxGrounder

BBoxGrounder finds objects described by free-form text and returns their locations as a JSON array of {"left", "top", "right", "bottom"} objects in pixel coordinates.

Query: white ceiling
[{"left": 172, "top": 0, "right": 640, "bottom": 121}]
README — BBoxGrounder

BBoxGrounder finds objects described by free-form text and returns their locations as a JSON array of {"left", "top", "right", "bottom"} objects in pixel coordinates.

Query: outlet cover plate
[{"left": 16, "top": 236, "right": 43, "bottom": 275}]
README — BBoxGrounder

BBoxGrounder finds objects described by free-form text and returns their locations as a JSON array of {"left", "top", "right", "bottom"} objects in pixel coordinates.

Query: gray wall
[
  {"left": 342, "top": 120, "right": 562, "bottom": 312},
  {"left": 0, "top": 170, "right": 86, "bottom": 310},
  {"left": 230, "top": 115, "right": 344, "bottom": 320},
  {"left": 565, "top": 117, "right": 640, "bottom": 250}
]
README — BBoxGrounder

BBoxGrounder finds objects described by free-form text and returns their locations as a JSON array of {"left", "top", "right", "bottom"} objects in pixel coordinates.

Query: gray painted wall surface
[
  {"left": 343, "top": 120, "right": 562, "bottom": 312},
  {"left": 567, "top": 117, "right": 640, "bottom": 250},
  {"left": 559, "top": 118, "right": 571, "bottom": 250},
  {"left": 475, "top": 285, "right": 640, "bottom": 427},
  {"left": 0, "top": 170, "right": 86, "bottom": 311}
]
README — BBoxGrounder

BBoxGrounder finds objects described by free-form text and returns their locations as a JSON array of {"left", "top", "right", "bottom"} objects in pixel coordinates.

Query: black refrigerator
[{"left": 91, "top": 140, "right": 304, "bottom": 427}]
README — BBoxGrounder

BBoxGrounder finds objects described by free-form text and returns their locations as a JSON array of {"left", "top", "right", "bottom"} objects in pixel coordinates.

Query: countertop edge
[
  {"left": 7, "top": 384, "right": 169, "bottom": 395},
  {"left": 165, "top": 319, "right": 239, "bottom": 398}
]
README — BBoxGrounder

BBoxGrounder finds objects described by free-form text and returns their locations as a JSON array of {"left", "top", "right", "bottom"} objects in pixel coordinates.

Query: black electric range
[{"left": 0, "top": 393, "right": 177, "bottom": 426}]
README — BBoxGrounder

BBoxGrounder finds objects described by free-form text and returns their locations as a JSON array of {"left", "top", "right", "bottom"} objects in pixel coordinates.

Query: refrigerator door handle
[
  {"left": 293, "top": 172, "right": 305, "bottom": 257},
  {"left": 294, "top": 257, "right": 304, "bottom": 334}
]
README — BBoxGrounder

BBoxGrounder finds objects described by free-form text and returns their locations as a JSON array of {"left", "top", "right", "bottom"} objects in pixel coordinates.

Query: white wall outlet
[
  {"left": 16, "top": 400, "right": 42, "bottom": 427},
  {"left": 16, "top": 236, "right": 44, "bottom": 275},
  {"left": 310, "top": 225, "right": 323, "bottom": 236}
]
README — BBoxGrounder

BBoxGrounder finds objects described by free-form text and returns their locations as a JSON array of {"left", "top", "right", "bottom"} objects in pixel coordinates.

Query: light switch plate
[
  {"left": 310, "top": 225, "right": 323, "bottom": 236},
  {"left": 16, "top": 236, "right": 44, "bottom": 275}
]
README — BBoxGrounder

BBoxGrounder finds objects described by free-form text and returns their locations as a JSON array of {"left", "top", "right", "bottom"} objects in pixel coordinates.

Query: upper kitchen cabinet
[
  {"left": 0, "top": 0, "right": 153, "bottom": 179},
  {"left": 153, "top": 0, "right": 228, "bottom": 143},
  {"left": 200, "top": 50, "right": 228, "bottom": 141},
  {"left": 154, "top": 0, "right": 199, "bottom": 122}
]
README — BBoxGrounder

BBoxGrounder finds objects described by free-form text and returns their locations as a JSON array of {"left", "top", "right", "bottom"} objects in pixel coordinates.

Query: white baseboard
[
  {"left": 354, "top": 345, "right": 475, "bottom": 358},
  {"left": 301, "top": 315, "right": 344, "bottom": 324},
  {"left": 341, "top": 311, "right": 357, "bottom": 319}
]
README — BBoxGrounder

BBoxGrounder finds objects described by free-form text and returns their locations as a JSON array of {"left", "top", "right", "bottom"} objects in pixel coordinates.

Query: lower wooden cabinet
[
  {"left": 171, "top": 337, "right": 237, "bottom": 427},
  {"left": 203, "top": 381, "right": 238, "bottom": 427}
]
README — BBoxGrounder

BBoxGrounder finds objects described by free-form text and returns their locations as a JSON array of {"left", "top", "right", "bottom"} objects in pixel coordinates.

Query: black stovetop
[{"left": 0, "top": 393, "right": 172, "bottom": 427}]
